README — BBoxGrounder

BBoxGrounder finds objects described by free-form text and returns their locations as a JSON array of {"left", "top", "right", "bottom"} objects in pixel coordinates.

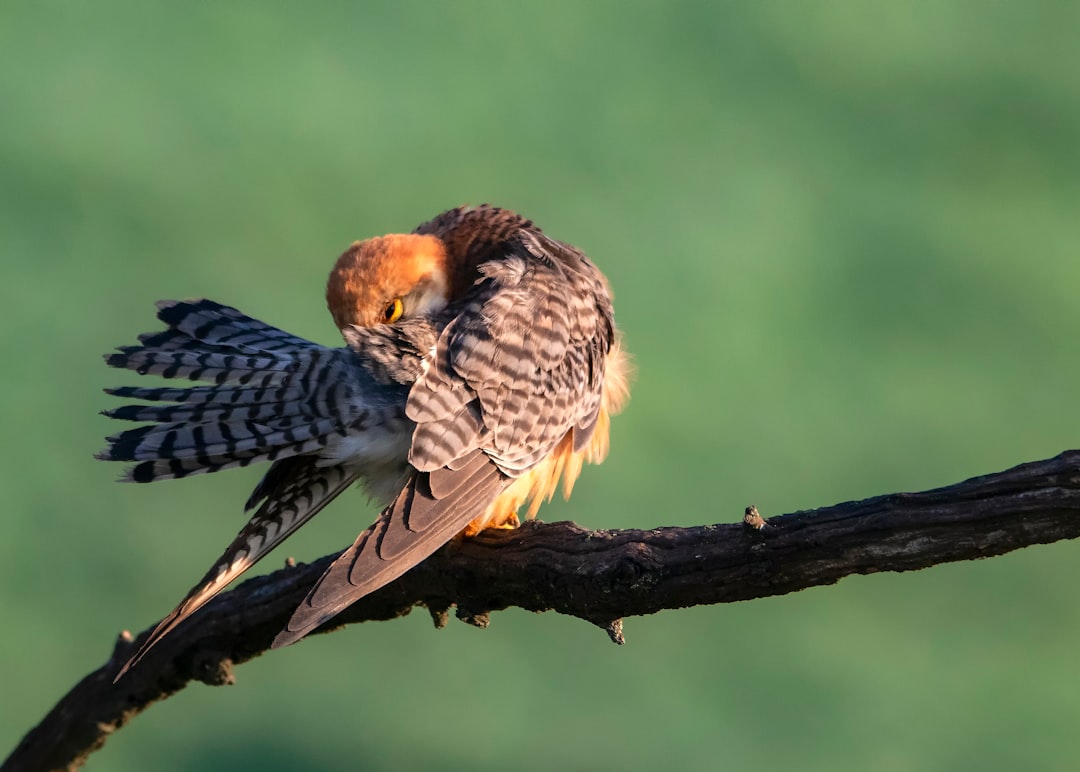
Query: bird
[{"left": 100, "top": 204, "right": 631, "bottom": 678}]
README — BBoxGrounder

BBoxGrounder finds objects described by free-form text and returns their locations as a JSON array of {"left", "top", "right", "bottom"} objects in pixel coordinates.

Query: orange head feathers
[{"left": 326, "top": 234, "right": 450, "bottom": 329}]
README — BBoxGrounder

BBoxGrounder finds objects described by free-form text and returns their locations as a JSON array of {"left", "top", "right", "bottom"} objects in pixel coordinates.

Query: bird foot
[
  {"left": 491, "top": 512, "right": 520, "bottom": 529},
  {"left": 461, "top": 510, "right": 520, "bottom": 537}
]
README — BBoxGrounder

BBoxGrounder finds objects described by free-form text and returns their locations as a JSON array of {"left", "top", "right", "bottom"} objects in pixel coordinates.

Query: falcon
[{"left": 101, "top": 205, "right": 630, "bottom": 677}]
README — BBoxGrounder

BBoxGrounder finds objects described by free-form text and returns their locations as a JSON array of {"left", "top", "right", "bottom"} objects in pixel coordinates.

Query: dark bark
[{"left": 7, "top": 450, "right": 1080, "bottom": 771}]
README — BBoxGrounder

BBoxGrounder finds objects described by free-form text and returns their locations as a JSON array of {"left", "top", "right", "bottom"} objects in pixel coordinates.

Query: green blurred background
[{"left": 3, "top": 1, "right": 1079, "bottom": 769}]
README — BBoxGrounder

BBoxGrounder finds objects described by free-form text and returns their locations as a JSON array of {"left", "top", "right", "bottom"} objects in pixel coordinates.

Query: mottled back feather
[{"left": 281, "top": 206, "right": 621, "bottom": 640}]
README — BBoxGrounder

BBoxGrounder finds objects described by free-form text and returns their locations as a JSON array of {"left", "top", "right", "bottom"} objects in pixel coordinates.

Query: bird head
[{"left": 326, "top": 234, "right": 450, "bottom": 329}]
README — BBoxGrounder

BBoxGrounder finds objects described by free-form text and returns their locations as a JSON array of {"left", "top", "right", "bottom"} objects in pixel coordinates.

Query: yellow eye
[{"left": 383, "top": 298, "right": 404, "bottom": 324}]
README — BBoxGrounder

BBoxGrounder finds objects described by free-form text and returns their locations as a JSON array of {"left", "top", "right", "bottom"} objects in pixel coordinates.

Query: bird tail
[
  {"left": 101, "top": 299, "right": 369, "bottom": 678},
  {"left": 98, "top": 299, "right": 354, "bottom": 482}
]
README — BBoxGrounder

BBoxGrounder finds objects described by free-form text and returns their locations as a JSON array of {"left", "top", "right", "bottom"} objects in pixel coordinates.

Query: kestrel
[{"left": 101, "top": 205, "right": 630, "bottom": 677}]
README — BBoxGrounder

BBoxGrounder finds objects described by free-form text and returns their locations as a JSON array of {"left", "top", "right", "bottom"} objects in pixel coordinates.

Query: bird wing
[
  {"left": 273, "top": 450, "right": 506, "bottom": 647},
  {"left": 278, "top": 226, "right": 617, "bottom": 644},
  {"left": 407, "top": 228, "right": 615, "bottom": 474},
  {"left": 115, "top": 458, "right": 358, "bottom": 679}
]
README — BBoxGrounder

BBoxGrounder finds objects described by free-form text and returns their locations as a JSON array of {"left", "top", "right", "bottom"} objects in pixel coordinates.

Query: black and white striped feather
[{"left": 103, "top": 299, "right": 418, "bottom": 677}]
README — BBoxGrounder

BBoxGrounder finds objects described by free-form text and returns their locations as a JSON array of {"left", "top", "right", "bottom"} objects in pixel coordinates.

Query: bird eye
[{"left": 383, "top": 298, "right": 404, "bottom": 323}]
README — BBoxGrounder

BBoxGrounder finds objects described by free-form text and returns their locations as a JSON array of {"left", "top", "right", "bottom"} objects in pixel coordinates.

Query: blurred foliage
[{"left": 3, "top": 1, "right": 1080, "bottom": 769}]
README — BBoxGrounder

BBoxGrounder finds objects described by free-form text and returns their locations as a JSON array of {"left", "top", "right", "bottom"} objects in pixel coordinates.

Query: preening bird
[{"left": 101, "top": 205, "right": 630, "bottom": 678}]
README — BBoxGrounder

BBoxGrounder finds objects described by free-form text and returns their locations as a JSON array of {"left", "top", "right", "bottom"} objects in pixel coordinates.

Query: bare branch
[{"left": 7, "top": 450, "right": 1080, "bottom": 771}]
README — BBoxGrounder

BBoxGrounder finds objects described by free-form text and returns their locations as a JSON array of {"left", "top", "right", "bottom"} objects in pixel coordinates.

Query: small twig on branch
[{"left": 7, "top": 450, "right": 1080, "bottom": 771}]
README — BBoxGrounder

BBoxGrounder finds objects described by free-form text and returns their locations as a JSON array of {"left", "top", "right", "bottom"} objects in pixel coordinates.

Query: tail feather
[
  {"left": 101, "top": 415, "right": 343, "bottom": 462},
  {"left": 100, "top": 299, "right": 359, "bottom": 483},
  {"left": 154, "top": 298, "right": 319, "bottom": 352},
  {"left": 105, "top": 346, "right": 295, "bottom": 384},
  {"left": 103, "top": 374, "right": 353, "bottom": 425}
]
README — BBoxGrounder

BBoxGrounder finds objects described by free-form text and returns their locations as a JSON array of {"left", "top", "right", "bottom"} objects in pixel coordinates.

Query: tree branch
[{"left": 8, "top": 450, "right": 1080, "bottom": 771}]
